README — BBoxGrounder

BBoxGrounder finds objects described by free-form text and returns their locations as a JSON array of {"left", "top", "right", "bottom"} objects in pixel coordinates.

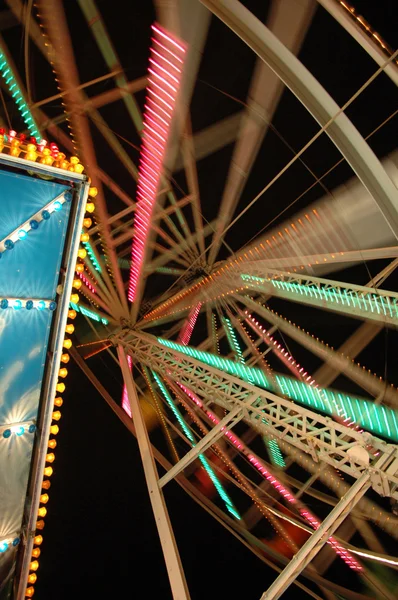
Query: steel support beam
[
  {"left": 117, "top": 347, "right": 191, "bottom": 600},
  {"left": 120, "top": 331, "right": 398, "bottom": 496},
  {"left": 159, "top": 404, "right": 243, "bottom": 487},
  {"left": 173, "top": 112, "right": 243, "bottom": 172},
  {"left": 259, "top": 473, "right": 371, "bottom": 600}
]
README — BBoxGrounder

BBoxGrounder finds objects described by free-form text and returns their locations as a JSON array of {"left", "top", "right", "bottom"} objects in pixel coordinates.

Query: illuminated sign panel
[{"left": 0, "top": 156, "right": 88, "bottom": 597}]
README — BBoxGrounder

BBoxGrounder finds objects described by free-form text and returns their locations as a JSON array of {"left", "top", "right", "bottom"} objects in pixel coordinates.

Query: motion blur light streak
[{"left": 128, "top": 24, "right": 186, "bottom": 302}]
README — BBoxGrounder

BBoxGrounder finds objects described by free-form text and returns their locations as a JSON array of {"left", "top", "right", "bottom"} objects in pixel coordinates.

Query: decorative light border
[
  {"left": 0, "top": 191, "right": 71, "bottom": 255},
  {"left": 0, "top": 298, "right": 57, "bottom": 311},
  {"left": 0, "top": 130, "right": 85, "bottom": 176},
  {"left": 128, "top": 24, "right": 186, "bottom": 302},
  {"left": 1, "top": 421, "right": 36, "bottom": 439},
  {"left": 21, "top": 180, "right": 95, "bottom": 600}
]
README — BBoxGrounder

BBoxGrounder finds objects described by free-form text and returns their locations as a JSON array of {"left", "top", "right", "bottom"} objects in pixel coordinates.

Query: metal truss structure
[{"left": 1, "top": 0, "right": 398, "bottom": 599}]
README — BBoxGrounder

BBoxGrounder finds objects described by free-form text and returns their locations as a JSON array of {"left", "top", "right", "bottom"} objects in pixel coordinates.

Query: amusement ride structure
[{"left": 0, "top": 1, "right": 398, "bottom": 599}]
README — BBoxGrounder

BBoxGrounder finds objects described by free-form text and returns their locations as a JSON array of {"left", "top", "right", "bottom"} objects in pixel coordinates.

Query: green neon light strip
[
  {"left": 70, "top": 301, "right": 108, "bottom": 325},
  {"left": 151, "top": 371, "right": 241, "bottom": 520},
  {"left": 155, "top": 267, "right": 183, "bottom": 275},
  {"left": 222, "top": 317, "right": 285, "bottom": 468},
  {"left": 241, "top": 274, "right": 398, "bottom": 320},
  {"left": 0, "top": 50, "right": 41, "bottom": 140},
  {"left": 83, "top": 240, "right": 102, "bottom": 273},
  {"left": 157, "top": 338, "right": 398, "bottom": 442}
]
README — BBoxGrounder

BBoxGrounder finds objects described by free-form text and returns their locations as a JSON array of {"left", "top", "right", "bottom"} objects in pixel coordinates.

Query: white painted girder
[
  {"left": 238, "top": 270, "right": 398, "bottom": 329},
  {"left": 241, "top": 296, "right": 398, "bottom": 409},
  {"left": 119, "top": 331, "right": 398, "bottom": 500}
]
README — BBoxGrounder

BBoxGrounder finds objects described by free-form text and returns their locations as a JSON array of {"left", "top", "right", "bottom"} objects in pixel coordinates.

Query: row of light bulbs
[
  {"left": 0, "top": 129, "right": 85, "bottom": 173},
  {"left": 24, "top": 185, "right": 97, "bottom": 598}
]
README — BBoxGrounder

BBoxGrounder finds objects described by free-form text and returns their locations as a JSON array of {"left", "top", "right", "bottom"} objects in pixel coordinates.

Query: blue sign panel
[{"left": 0, "top": 160, "right": 87, "bottom": 596}]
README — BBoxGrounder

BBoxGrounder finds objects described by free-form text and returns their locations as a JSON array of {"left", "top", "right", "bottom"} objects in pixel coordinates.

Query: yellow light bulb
[
  {"left": 83, "top": 218, "right": 92, "bottom": 228},
  {"left": 42, "top": 480, "right": 51, "bottom": 490},
  {"left": 61, "top": 352, "right": 70, "bottom": 363},
  {"left": 78, "top": 248, "right": 87, "bottom": 259},
  {"left": 85, "top": 202, "right": 95, "bottom": 213},
  {"left": 52, "top": 410, "right": 62, "bottom": 421},
  {"left": 48, "top": 438, "right": 57, "bottom": 449},
  {"left": 25, "top": 586, "right": 35, "bottom": 597},
  {"left": 72, "top": 279, "right": 82, "bottom": 289},
  {"left": 80, "top": 232, "right": 89, "bottom": 242},
  {"left": 38, "top": 507, "right": 47, "bottom": 518},
  {"left": 75, "top": 263, "right": 84, "bottom": 273},
  {"left": 40, "top": 493, "right": 49, "bottom": 504},
  {"left": 36, "top": 520, "right": 45, "bottom": 530},
  {"left": 65, "top": 324, "right": 74, "bottom": 334},
  {"left": 29, "top": 560, "right": 39, "bottom": 571},
  {"left": 43, "top": 467, "right": 53, "bottom": 478},
  {"left": 63, "top": 339, "right": 72, "bottom": 349},
  {"left": 25, "top": 144, "right": 38, "bottom": 161},
  {"left": 50, "top": 425, "right": 59, "bottom": 435},
  {"left": 70, "top": 293, "right": 80, "bottom": 304},
  {"left": 28, "top": 573, "right": 37, "bottom": 584},
  {"left": 46, "top": 453, "right": 55, "bottom": 463},
  {"left": 70, "top": 156, "right": 79, "bottom": 165},
  {"left": 58, "top": 368, "right": 68, "bottom": 378},
  {"left": 56, "top": 383, "right": 65, "bottom": 393},
  {"left": 74, "top": 163, "right": 85, "bottom": 174},
  {"left": 54, "top": 397, "right": 63, "bottom": 407},
  {"left": 68, "top": 309, "right": 77, "bottom": 319},
  {"left": 32, "top": 547, "right": 41, "bottom": 558},
  {"left": 89, "top": 186, "right": 98, "bottom": 198},
  {"left": 33, "top": 535, "right": 43, "bottom": 546}
]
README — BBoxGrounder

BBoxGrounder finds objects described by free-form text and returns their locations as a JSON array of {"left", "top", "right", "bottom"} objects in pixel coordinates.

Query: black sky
[{"left": 1, "top": 0, "right": 397, "bottom": 598}]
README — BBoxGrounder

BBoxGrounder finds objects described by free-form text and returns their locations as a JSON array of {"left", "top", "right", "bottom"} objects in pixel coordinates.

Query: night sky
[{"left": 1, "top": 0, "right": 398, "bottom": 598}]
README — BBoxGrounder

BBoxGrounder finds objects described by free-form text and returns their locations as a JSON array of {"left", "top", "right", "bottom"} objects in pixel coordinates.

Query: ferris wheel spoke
[
  {"left": 37, "top": 0, "right": 129, "bottom": 316},
  {"left": 147, "top": 219, "right": 217, "bottom": 273},
  {"left": 241, "top": 296, "right": 398, "bottom": 410},
  {"left": 238, "top": 271, "right": 398, "bottom": 327},
  {"left": 180, "top": 118, "right": 206, "bottom": 255},
  {"left": 313, "top": 259, "right": 398, "bottom": 387},
  {"left": 203, "top": 0, "right": 398, "bottom": 251},
  {"left": 77, "top": 0, "right": 143, "bottom": 131},
  {"left": 207, "top": 0, "right": 316, "bottom": 268}
]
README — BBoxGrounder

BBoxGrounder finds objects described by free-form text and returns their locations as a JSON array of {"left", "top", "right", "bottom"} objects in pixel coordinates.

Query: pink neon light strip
[
  {"left": 175, "top": 381, "right": 362, "bottom": 571},
  {"left": 77, "top": 270, "right": 97, "bottom": 294},
  {"left": 243, "top": 311, "right": 353, "bottom": 423},
  {"left": 178, "top": 302, "right": 202, "bottom": 346},
  {"left": 122, "top": 355, "right": 133, "bottom": 417},
  {"left": 128, "top": 23, "right": 186, "bottom": 302}
]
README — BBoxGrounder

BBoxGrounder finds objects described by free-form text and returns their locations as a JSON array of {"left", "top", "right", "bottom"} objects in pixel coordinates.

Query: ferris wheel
[{"left": 0, "top": 1, "right": 398, "bottom": 599}]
